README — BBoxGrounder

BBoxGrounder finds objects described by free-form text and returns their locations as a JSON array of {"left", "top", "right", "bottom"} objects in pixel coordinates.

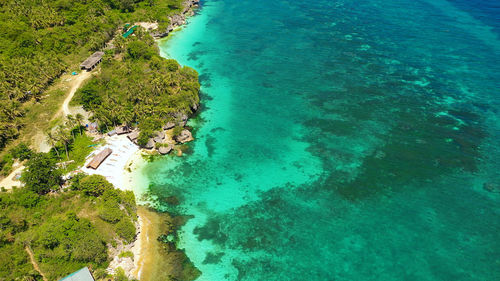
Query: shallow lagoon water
[{"left": 136, "top": 0, "right": 500, "bottom": 280}]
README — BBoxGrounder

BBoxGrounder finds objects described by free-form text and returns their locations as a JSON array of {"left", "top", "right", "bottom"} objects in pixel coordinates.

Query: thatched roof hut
[
  {"left": 116, "top": 126, "right": 131, "bottom": 135},
  {"left": 127, "top": 131, "right": 139, "bottom": 142},
  {"left": 86, "top": 148, "right": 112, "bottom": 169},
  {"left": 80, "top": 51, "right": 104, "bottom": 71},
  {"left": 87, "top": 122, "right": 98, "bottom": 133}
]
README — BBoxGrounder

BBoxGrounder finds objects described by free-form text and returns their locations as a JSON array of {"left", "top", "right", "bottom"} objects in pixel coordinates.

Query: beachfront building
[
  {"left": 86, "top": 148, "right": 112, "bottom": 169},
  {"left": 59, "top": 267, "right": 95, "bottom": 281},
  {"left": 87, "top": 122, "right": 99, "bottom": 133},
  {"left": 127, "top": 131, "right": 139, "bottom": 143},
  {"left": 116, "top": 126, "right": 131, "bottom": 135},
  {"left": 80, "top": 51, "right": 105, "bottom": 71}
]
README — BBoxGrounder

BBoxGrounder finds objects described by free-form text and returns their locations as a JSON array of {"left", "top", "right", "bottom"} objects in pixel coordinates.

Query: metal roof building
[
  {"left": 59, "top": 267, "right": 95, "bottom": 281},
  {"left": 80, "top": 51, "right": 104, "bottom": 71},
  {"left": 122, "top": 25, "right": 138, "bottom": 38}
]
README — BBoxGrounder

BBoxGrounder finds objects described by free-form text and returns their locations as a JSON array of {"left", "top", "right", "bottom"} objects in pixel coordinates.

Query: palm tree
[
  {"left": 75, "top": 113, "right": 85, "bottom": 135},
  {"left": 46, "top": 131, "right": 60, "bottom": 158},
  {"left": 56, "top": 126, "right": 70, "bottom": 160},
  {"left": 65, "top": 115, "right": 76, "bottom": 141}
]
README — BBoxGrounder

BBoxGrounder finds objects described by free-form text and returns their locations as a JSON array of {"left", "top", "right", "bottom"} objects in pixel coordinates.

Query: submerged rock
[
  {"left": 483, "top": 182, "right": 500, "bottom": 193},
  {"left": 164, "top": 195, "right": 180, "bottom": 206}
]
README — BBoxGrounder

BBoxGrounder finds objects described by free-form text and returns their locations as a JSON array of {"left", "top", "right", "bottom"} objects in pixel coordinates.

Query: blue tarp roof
[
  {"left": 59, "top": 267, "right": 95, "bottom": 281},
  {"left": 122, "top": 25, "right": 138, "bottom": 38}
]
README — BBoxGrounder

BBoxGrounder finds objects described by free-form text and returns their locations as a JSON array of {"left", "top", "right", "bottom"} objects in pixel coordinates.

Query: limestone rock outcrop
[
  {"left": 174, "top": 130, "right": 193, "bottom": 143},
  {"left": 158, "top": 145, "right": 173, "bottom": 155}
]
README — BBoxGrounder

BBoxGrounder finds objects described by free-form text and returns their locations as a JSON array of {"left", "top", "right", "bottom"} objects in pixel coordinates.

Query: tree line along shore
[{"left": 0, "top": 0, "right": 201, "bottom": 280}]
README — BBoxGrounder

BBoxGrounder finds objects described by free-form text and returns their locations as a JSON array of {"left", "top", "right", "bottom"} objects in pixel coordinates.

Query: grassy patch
[
  {"left": 118, "top": 251, "right": 134, "bottom": 259},
  {"left": 63, "top": 134, "right": 97, "bottom": 172}
]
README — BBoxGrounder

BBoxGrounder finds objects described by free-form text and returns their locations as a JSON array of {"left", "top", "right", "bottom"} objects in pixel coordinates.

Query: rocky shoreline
[
  {"left": 151, "top": 0, "right": 200, "bottom": 39},
  {"left": 103, "top": 2, "right": 202, "bottom": 279}
]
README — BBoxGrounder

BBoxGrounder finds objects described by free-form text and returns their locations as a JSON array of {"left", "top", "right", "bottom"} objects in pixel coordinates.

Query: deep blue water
[
  {"left": 449, "top": 0, "right": 500, "bottom": 34},
  {"left": 137, "top": 0, "right": 499, "bottom": 280}
]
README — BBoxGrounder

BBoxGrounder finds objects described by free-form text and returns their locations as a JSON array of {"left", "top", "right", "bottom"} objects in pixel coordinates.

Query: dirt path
[
  {"left": 60, "top": 70, "right": 92, "bottom": 116},
  {"left": 25, "top": 246, "right": 48, "bottom": 281},
  {"left": 0, "top": 164, "right": 24, "bottom": 190},
  {"left": 35, "top": 71, "right": 93, "bottom": 152}
]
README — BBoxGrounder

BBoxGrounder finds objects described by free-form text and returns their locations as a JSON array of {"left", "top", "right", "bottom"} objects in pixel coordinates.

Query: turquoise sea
[{"left": 137, "top": 0, "right": 499, "bottom": 280}]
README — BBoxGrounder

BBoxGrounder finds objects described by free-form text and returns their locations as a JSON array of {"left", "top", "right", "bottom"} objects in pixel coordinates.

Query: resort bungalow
[
  {"left": 58, "top": 267, "right": 95, "bottom": 281},
  {"left": 80, "top": 51, "right": 105, "bottom": 71},
  {"left": 107, "top": 129, "right": 117, "bottom": 136},
  {"left": 86, "top": 148, "right": 112, "bottom": 169},
  {"left": 87, "top": 122, "right": 98, "bottom": 133},
  {"left": 116, "top": 126, "right": 131, "bottom": 135},
  {"left": 127, "top": 131, "right": 139, "bottom": 143}
]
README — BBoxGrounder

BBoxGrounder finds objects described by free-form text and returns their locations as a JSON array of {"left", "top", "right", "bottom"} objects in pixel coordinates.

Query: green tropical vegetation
[
  {"left": 0, "top": 155, "right": 138, "bottom": 280},
  {"left": 75, "top": 29, "right": 200, "bottom": 146},
  {"left": 0, "top": 0, "right": 187, "bottom": 150},
  {"left": 0, "top": 0, "right": 200, "bottom": 279},
  {"left": 0, "top": 142, "right": 33, "bottom": 176}
]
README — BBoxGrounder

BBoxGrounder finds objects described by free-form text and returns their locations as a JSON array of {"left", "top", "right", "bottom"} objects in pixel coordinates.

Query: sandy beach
[
  {"left": 132, "top": 206, "right": 160, "bottom": 281},
  {"left": 81, "top": 134, "right": 140, "bottom": 191},
  {"left": 80, "top": 134, "right": 153, "bottom": 278}
]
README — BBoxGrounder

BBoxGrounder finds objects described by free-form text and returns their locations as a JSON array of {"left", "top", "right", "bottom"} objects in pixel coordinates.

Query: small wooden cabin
[
  {"left": 87, "top": 122, "right": 98, "bottom": 133},
  {"left": 80, "top": 51, "right": 105, "bottom": 71},
  {"left": 116, "top": 126, "right": 131, "bottom": 135},
  {"left": 127, "top": 131, "right": 139, "bottom": 142},
  {"left": 86, "top": 148, "right": 112, "bottom": 169}
]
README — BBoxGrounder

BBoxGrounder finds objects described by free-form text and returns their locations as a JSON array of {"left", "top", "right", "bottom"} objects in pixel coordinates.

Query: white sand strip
[{"left": 82, "top": 134, "right": 140, "bottom": 191}]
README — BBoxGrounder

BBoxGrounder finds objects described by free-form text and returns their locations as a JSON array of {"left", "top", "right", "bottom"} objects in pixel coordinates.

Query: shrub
[
  {"left": 78, "top": 80, "right": 102, "bottom": 110},
  {"left": 79, "top": 175, "right": 114, "bottom": 197},
  {"left": 165, "top": 59, "right": 180, "bottom": 71},
  {"left": 119, "top": 190, "right": 136, "bottom": 217},
  {"left": 71, "top": 231, "right": 108, "bottom": 263},
  {"left": 172, "top": 126, "right": 184, "bottom": 137},
  {"left": 0, "top": 154, "right": 15, "bottom": 176},
  {"left": 21, "top": 153, "right": 61, "bottom": 195},
  {"left": 69, "top": 173, "right": 87, "bottom": 191},
  {"left": 127, "top": 40, "right": 153, "bottom": 60},
  {"left": 118, "top": 251, "right": 134, "bottom": 259},
  {"left": 115, "top": 218, "right": 136, "bottom": 243},
  {"left": 93, "top": 268, "right": 110, "bottom": 280},
  {"left": 13, "top": 188, "right": 40, "bottom": 208},
  {"left": 98, "top": 202, "right": 123, "bottom": 223},
  {"left": 10, "top": 143, "right": 33, "bottom": 161},
  {"left": 114, "top": 267, "right": 129, "bottom": 281}
]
